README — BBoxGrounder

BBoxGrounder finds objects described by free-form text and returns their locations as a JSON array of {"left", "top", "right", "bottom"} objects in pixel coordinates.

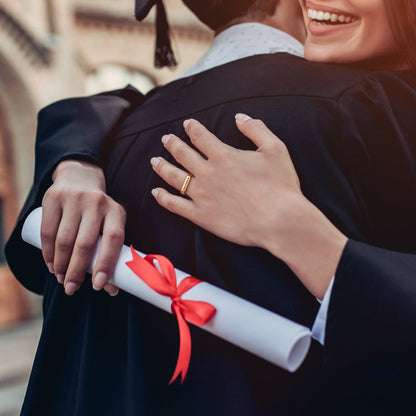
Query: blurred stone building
[{"left": 0, "top": 0, "right": 212, "bottom": 328}]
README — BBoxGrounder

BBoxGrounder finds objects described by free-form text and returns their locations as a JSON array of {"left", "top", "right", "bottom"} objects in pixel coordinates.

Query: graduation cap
[{"left": 135, "top": 0, "right": 177, "bottom": 69}]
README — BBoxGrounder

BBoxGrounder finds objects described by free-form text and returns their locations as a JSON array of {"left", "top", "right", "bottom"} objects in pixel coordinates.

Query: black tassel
[{"left": 155, "top": 1, "right": 177, "bottom": 68}]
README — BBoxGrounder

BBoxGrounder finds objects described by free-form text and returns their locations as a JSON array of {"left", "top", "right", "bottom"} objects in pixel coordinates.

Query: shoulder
[
  {"left": 338, "top": 69, "right": 416, "bottom": 100},
  {"left": 337, "top": 70, "right": 416, "bottom": 136},
  {"left": 336, "top": 70, "right": 416, "bottom": 212},
  {"left": 141, "top": 54, "right": 375, "bottom": 110},
  {"left": 223, "top": 54, "right": 416, "bottom": 104},
  {"left": 209, "top": 53, "right": 374, "bottom": 100}
]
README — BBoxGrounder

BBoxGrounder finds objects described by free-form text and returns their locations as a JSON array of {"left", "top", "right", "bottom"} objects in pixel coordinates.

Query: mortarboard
[{"left": 135, "top": 0, "right": 177, "bottom": 69}]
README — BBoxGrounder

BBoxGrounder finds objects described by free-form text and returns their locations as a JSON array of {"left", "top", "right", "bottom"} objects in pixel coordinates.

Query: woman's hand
[
  {"left": 151, "top": 115, "right": 302, "bottom": 248},
  {"left": 41, "top": 160, "right": 126, "bottom": 296},
  {"left": 151, "top": 115, "right": 348, "bottom": 299}
]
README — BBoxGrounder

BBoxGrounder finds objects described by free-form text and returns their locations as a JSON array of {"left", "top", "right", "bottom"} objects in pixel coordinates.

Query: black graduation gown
[{"left": 5, "top": 53, "right": 416, "bottom": 415}]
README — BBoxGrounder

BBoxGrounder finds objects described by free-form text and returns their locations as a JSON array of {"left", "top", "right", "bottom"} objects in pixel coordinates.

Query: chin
[
  {"left": 303, "top": 45, "right": 349, "bottom": 65},
  {"left": 305, "top": 45, "right": 406, "bottom": 70}
]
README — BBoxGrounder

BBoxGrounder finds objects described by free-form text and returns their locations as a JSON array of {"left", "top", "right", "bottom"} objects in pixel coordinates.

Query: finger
[
  {"left": 183, "top": 119, "right": 232, "bottom": 160},
  {"left": 63, "top": 211, "right": 102, "bottom": 295},
  {"left": 91, "top": 205, "right": 125, "bottom": 292},
  {"left": 54, "top": 209, "right": 81, "bottom": 285},
  {"left": 151, "top": 157, "right": 195, "bottom": 197},
  {"left": 104, "top": 283, "right": 119, "bottom": 297},
  {"left": 235, "top": 114, "right": 285, "bottom": 150},
  {"left": 40, "top": 199, "right": 62, "bottom": 275},
  {"left": 161, "top": 134, "right": 204, "bottom": 173},
  {"left": 151, "top": 188, "right": 195, "bottom": 220}
]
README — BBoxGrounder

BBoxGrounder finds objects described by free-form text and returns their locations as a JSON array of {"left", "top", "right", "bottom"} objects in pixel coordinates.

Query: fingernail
[
  {"left": 47, "top": 263, "right": 55, "bottom": 274},
  {"left": 93, "top": 272, "right": 108, "bottom": 291},
  {"left": 183, "top": 119, "right": 191, "bottom": 129},
  {"left": 65, "top": 282, "right": 78, "bottom": 296},
  {"left": 56, "top": 274, "right": 65, "bottom": 284},
  {"left": 109, "top": 289, "right": 119, "bottom": 297},
  {"left": 162, "top": 135, "right": 171, "bottom": 145},
  {"left": 150, "top": 157, "right": 160, "bottom": 168},
  {"left": 151, "top": 188, "right": 160, "bottom": 198},
  {"left": 235, "top": 113, "right": 252, "bottom": 122}
]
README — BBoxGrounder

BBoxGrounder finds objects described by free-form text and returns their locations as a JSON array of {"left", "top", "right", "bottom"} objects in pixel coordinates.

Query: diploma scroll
[{"left": 22, "top": 208, "right": 311, "bottom": 373}]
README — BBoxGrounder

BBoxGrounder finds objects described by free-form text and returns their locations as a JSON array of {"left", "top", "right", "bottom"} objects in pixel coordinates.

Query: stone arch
[{"left": 0, "top": 6, "right": 51, "bottom": 68}]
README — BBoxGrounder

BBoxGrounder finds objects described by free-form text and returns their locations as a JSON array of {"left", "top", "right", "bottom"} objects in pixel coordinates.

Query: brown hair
[
  {"left": 183, "top": 0, "right": 279, "bottom": 31},
  {"left": 384, "top": 0, "right": 416, "bottom": 69},
  {"left": 245, "top": 0, "right": 279, "bottom": 20}
]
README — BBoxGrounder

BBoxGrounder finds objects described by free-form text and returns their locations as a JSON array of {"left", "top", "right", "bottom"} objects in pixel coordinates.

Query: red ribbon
[{"left": 125, "top": 246, "right": 217, "bottom": 384}]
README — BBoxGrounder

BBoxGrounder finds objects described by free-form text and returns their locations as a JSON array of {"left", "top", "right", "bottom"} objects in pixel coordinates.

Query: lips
[
  {"left": 304, "top": 2, "right": 360, "bottom": 36},
  {"left": 307, "top": 8, "right": 358, "bottom": 24}
]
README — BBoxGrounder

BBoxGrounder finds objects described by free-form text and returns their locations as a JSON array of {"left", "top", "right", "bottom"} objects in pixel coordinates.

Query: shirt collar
[{"left": 180, "top": 22, "right": 304, "bottom": 78}]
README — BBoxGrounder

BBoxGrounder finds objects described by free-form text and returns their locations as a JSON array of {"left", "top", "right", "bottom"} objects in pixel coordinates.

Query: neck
[{"left": 215, "top": 17, "right": 264, "bottom": 37}]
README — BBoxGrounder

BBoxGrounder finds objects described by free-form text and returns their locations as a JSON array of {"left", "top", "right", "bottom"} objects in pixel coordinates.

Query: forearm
[
  {"left": 34, "top": 85, "right": 143, "bottom": 183},
  {"left": 257, "top": 195, "right": 348, "bottom": 300}
]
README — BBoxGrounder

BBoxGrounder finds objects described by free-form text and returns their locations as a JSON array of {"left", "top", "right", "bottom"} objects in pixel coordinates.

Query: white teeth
[
  {"left": 308, "top": 8, "right": 357, "bottom": 24},
  {"left": 308, "top": 9, "right": 318, "bottom": 19}
]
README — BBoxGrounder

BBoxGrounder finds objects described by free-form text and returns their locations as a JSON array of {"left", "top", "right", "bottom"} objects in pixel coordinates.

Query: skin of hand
[
  {"left": 41, "top": 160, "right": 126, "bottom": 296},
  {"left": 150, "top": 115, "right": 348, "bottom": 300}
]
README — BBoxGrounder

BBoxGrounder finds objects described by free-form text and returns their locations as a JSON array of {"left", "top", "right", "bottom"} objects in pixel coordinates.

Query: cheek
[
  {"left": 303, "top": 41, "right": 341, "bottom": 63},
  {"left": 358, "top": 14, "right": 398, "bottom": 58},
  {"left": 358, "top": 1, "right": 397, "bottom": 53}
]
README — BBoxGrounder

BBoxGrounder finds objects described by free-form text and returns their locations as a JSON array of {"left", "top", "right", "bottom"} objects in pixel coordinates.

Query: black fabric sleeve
[
  {"left": 32, "top": 85, "right": 144, "bottom": 216},
  {"left": 323, "top": 240, "right": 416, "bottom": 412},
  {"left": 321, "top": 72, "right": 416, "bottom": 410},
  {"left": 327, "top": 239, "right": 416, "bottom": 368},
  {"left": 5, "top": 85, "right": 144, "bottom": 294}
]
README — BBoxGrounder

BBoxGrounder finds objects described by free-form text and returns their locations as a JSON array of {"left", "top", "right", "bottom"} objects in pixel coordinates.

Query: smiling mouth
[{"left": 307, "top": 8, "right": 358, "bottom": 25}]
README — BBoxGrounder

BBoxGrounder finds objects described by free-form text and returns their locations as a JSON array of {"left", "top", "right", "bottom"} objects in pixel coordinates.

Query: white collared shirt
[
  {"left": 180, "top": 22, "right": 304, "bottom": 78},
  {"left": 311, "top": 277, "right": 335, "bottom": 345}
]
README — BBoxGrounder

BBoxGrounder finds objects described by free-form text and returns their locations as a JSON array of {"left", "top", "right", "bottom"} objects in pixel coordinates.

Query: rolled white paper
[{"left": 22, "top": 207, "right": 311, "bottom": 372}]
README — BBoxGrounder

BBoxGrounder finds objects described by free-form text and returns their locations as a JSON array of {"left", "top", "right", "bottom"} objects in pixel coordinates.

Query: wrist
[
  {"left": 53, "top": 160, "right": 106, "bottom": 191},
  {"left": 254, "top": 193, "right": 307, "bottom": 255},
  {"left": 259, "top": 194, "right": 347, "bottom": 300}
]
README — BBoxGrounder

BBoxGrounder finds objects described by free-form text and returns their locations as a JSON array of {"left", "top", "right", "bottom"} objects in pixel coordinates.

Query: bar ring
[{"left": 180, "top": 173, "right": 193, "bottom": 196}]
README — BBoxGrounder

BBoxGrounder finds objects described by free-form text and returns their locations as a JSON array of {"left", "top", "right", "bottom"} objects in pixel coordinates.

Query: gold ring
[{"left": 180, "top": 174, "right": 193, "bottom": 196}]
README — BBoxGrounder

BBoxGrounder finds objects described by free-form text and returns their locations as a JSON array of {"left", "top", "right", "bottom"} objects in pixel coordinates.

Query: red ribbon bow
[{"left": 126, "top": 246, "right": 217, "bottom": 384}]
